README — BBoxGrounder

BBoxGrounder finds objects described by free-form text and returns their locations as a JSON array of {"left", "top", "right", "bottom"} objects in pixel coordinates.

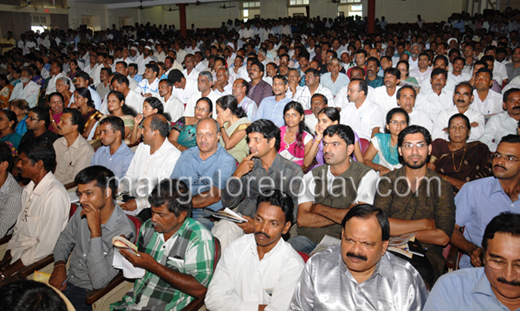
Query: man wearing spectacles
[
  {"left": 20, "top": 107, "right": 59, "bottom": 146},
  {"left": 374, "top": 125, "right": 456, "bottom": 288},
  {"left": 451, "top": 134, "right": 520, "bottom": 270},
  {"left": 424, "top": 212, "right": 520, "bottom": 311}
]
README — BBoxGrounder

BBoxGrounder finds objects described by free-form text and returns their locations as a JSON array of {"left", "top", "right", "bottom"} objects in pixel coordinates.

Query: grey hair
[
  {"left": 411, "top": 43, "right": 422, "bottom": 51},
  {"left": 331, "top": 58, "right": 342, "bottom": 66},
  {"left": 199, "top": 70, "right": 213, "bottom": 83},
  {"left": 57, "top": 77, "right": 71, "bottom": 86}
]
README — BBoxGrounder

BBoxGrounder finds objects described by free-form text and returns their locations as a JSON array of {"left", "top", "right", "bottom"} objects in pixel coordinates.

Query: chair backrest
[
  {"left": 359, "top": 138, "right": 370, "bottom": 155},
  {"left": 213, "top": 237, "right": 222, "bottom": 269},
  {"left": 297, "top": 251, "right": 310, "bottom": 263},
  {"left": 304, "top": 109, "right": 313, "bottom": 115},
  {"left": 127, "top": 215, "right": 142, "bottom": 240},
  {"left": 69, "top": 203, "right": 78, "bottom": 219}
]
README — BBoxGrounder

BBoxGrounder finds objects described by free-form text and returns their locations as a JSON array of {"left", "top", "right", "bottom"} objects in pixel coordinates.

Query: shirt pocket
[{"left": 22, "top": 216, "right": 40, "bottom": 238}]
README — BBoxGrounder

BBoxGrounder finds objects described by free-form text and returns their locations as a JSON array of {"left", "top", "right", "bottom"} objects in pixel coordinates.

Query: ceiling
[{"left": 68, "top": 0, "right": 234, "bottom": 9}]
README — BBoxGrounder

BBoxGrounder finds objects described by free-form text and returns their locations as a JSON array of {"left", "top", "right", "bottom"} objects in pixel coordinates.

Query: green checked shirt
[{"left": 111, "top": 217, "right": 215, "bottom": 311}]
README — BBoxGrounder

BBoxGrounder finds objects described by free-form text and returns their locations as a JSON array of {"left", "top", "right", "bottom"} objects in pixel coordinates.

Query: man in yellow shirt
[{"left": 0, "top": 31, "right": 15, "bottom": 55}]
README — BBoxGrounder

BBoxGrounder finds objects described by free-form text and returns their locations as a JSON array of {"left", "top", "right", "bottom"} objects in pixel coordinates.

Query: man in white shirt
[
  {"left": 415, "top": 68, "right": 454, "bottom": 119},
  {"left": 184, "top": 71, "right": 220, "bottom": 119},
  {"left": 471, "top": 68, "right": 503, "bottom": 117},
  {"left": 205, "top": 190, "right": 305, "bottom": 311},
  {"left": 111, "top": 74, "right": 145, "bottom": 114},
  {"left": 158, "top": 79, "right": 183, "bottom": 122},
  {"left": 182, "top": 54, "right": 200, "bottom": 82},
  {"left": 369, "top": 68, "right": 401, "bottom": 116},
  {"left": 173, "top": 41, "right": 187, "bottom": 64},
  {"left": 45, "top": 61, "right": 66, "bottom": 97},
  {"left": 169, "top": 70, "right": 198, "bottom": 105},
  {"left": 114, "top": 61, "right": 138, "bottom": 90},
  {"left": 73, "top": 72, "right": 102, "bottom": 111},
  {"left": 480, "top": 88, "right": 520, "bottom": 152},
  {"left": 9, "top": 67, "right": 40, "bottom": 108},
  {"left": 2, "top": 139, "right": 69, "bottom": 280},
  {"left": 340, "top": 79, "right": 384, "bottom": 140},
  {"left": 135, "top": 63, "right": 160, "bottom": 98},
  {"left": 447, "top": 57, "right": 471, "bottom": 92},
  {"left": 432, "top": 82, "right": 485, "bottom": 142},
  {"left": 212, "top": 68, "right": 233, "bottom": 97},
  {"left": 305, "top": 94, "right": 328, "bottom": 135},
  {"left": 396, "top": 85, "right": 433, "bottom": 133},
  {"left": 410, "top": 52, "right": 432, "bottom": 85},
  {"left": 164, "top": 55, "right": 183, "bottom": 77},
  {"left": 194, "top": 51, "right": 208, "bottom": 72},
  {"left": 119, "top": 114, "right": 181, "bottom": 220},
  {"left": 294, "top": 68, "right": 334, "bottom": 110}
]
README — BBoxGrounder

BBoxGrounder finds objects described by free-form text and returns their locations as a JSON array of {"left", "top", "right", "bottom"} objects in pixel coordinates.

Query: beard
[{"left": 404, "top": 156, "right": 427, "bottom": 169}]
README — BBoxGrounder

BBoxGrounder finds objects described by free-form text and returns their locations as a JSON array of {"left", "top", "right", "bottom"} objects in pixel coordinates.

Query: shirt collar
[
  {"left": 29, "top": 171, "right": 55, "bottom": 196},
  {"left": 0, "top": 173, "right": 15, "bottom": 195},
  {"left": 102, "top": 202, "right": 123, "bottom": 232},
  {"left": 471, "top": 268, "right": 497, "bottom": 299},
  {"left": 489, "top": 176, "right": 507, "bottom": 195}
]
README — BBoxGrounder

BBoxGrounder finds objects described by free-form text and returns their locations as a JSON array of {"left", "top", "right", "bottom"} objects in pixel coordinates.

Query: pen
[{"left": 61, "top": 276, "right": 69, "bottom": 288}]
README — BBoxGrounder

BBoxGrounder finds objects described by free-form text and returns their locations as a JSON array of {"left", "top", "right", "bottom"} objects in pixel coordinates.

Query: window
[
  {"left": 241, "top": 1, "right": 260, "bottom": 8},
  {"left": 241, "top": 1, "right": 260, "bottom": 21},
  {"left": 339, "top": 0, "right": 360, "bottom": 3},
  {"left": 31, "top": 14, "right": 49, "bottom": 34},
  {"left": 288, "top": 0, "right": 309, "bottom": 6}
]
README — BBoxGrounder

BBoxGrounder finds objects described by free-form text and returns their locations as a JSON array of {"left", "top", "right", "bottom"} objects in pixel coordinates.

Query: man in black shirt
[{"left": 20, "top": 106, "right": 59, "bottom": 145}]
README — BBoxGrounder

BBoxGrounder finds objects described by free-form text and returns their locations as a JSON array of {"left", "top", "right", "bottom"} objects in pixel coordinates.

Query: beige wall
[
  {"left": 68, "top": 1, "right": 108, "bottom": 30},
  {"left": 374, "top": 0, "right": 465, "bottom": 23}
]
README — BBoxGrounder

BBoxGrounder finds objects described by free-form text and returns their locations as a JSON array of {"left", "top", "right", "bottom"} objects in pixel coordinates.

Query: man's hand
[
  {"left": 143, "top": 93, "right": 152, "bottom": 98},
  {"left": 234, "top": 153, "right": 256, "bottom": 178},
  {"left": 470, "top": 121, "right": 479, "bottom": 128},
  {"left": 121, "top": 199, "right": 137, "bottom": 212},
  {"left": 470, "top": 246, "right": 483, "bottom": 267},
  {"left": 236, "top": 215, "right": 254, "bottom": 234},
  {"left": 49, "top": 264, "right": 68, "bottom": 291},
  {"left": 81, "top": 205, "right": 102, "bottom": 238},
  {"left": 120, "top": 248, "right": 155, "bottom": 271}
]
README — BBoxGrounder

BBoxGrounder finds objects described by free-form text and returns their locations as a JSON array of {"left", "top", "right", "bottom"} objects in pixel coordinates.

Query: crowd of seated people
[{"left": 0, "top": 6, "right": 520, "bottom": 310}]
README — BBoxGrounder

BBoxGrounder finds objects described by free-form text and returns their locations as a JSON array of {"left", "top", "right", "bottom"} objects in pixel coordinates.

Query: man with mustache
[
  {"left": 481, "top": 89, "right": 520, "bottom": 152},
  {"left": 205, "top": 190, "right": 305, "bottom": 311},
  {"left": 288, "top": 124, "right": 378, "bottom": 254},
  {"left": 374, "top": 125, "right": 456, "bottom": 287},
  {"left": 432, "top": 82, "right": 485, "bottom": 142},
  {"left": 451, "top": 134, "right": 520, "bottom": 270},
  {"left": 170, "top": 118, "right": 236, "bottom": 230},
  {"left": 290, "top": 204, "right": 428, "bottom": 310},
  {"left": 415, "top": 68, "right": 454, "bottom": 118},
  {"left": 425, "top": 212, "right": 520, "bottom": 311},
  {"left": 111, "top": 179, "right": 215, "bottom": 311}
]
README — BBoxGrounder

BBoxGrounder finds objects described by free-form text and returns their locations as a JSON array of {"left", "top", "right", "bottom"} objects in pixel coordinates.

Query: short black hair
[
  {"left": 74, "top": 166, "right": 118, "bottom": 199},
  {"left": 168, "top": 69, "right": 185, "bottom": 84},
  {"left": 0, "top": 142, "right": 14, "bottom": 171},
  {"left": 63, "top": 107, "right": 85, "bottom": 134},
  {"left": 29, "top": 106, "right": 51, "bottom": 128},
  {"left": 366, "top": 56, "right": 381, "bottom": 68},
  {"left": 396, "top": 85, "right": 416, "bottom": 99},
  {"left": 341, "top": 204, "right": 390, "bottom": 241},
  {"left": 250, "top": 60, "right": 264, "bottom": 74},
  {"left": 148, "top": 179, "right": 192, "bottom": 217},
  {"left": 145, "top": 63, "right": 160, "bottom": 76},
  {"left": 111, "top": 73, "right": 129, "bottom": 87},
  {"left": 0, "top": 279, "right": 67, "bottom": 311},
  {"left": 18, "top": 139, "right": 56, "bottom": 172},
  {"left": 256, "top": 189, "right": 294, "bottom": 225},
  {"left": 431, "top": 68, "right": 447, "bottom": 80},
  {"left": 504, "top": 88, "right": 520, "bottom": 104},
  {"left": 351, "top": 78, "right": 368, "bottom": 96},
  {"left": 149, "top": 114, "right": 170, "bottom": 138},
  {"left": 75, "top": 71, "right": 90, "bottom": 83},
  {"left": 246, "top": 119, "right": 281, "bottom": 152},
  {"left": 311, "top": 93, "right": 328, "bottom": 106},
  {"left": 398, "top": 125, "right": 431, "bottom": 147},
  {"left": 384, "top": 67, "right": 401, "bottom": 80},
  {"left": 499, "top": 134, "right": 520, "bottom": 145},
  {"left": 482, "top": 212, "right": 520, "bottom": 252},
  {"left": 323, "top": 124, "right": 355, "bottom": 146},
  {"left": 99, "top": 115, "right": 125, "bottom": 138}
]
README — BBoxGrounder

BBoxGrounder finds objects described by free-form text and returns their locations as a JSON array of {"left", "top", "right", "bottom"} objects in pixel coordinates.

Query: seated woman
[
  {"left": 216, "top": 95, "right": 251, "bottom": 163},
  {"left": 48, "top": 92, "right": 65, "bottom": 133},
  {"left": 428, "top": 113, "right": 492, "bottom": 191},
  {"left": 304, "top": 107, "right": 365, "bottom": 170},
  {"left": 68, "top": 59, "right": 80, "bottom": 81},
  {"left": 397, "top": 60, "right": 420, "bottom": 91},
  {"left": 0, "top": 74, "right": 14, "bottom": 109},
  {"left": 0, "top": 110, "right": 22, "bottom": 156},
  {"left": 279, "top": 101, "right": 313, "bottom": 168},
  {"left": 169, "top": 97, "right": 213, "bottom": 151},
  {"left": 363, "top": 108, "right": 409, "bottom": 176},
  {"left": 71, "top": 87, "right": 103, "bottom": 140},
  {"left": 8, "top": 99, "right": 29, "bottom": 136},
  {"left": 94, "top": 91, "right": 136, "bottom": 140},
  {"left": 56, "top": 77, "right": 74, "bottom": 108},
  {"left": 128, "top": 97, "right": 169, "bottom": 145}
]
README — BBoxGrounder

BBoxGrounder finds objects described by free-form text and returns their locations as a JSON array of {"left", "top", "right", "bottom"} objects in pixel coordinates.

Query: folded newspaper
[
  {"left": 212, "top": 208, "right": 248, "bottom": 223},
  {"left": 310, "top": 235, "right": 341, "bottom": 256},
  {"left": 388, "top": 232, "right": 424, "bottom": 258}
]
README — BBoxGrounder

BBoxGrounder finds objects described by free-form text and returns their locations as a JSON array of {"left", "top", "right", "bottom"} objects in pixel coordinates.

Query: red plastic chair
[
  {"left": 304, "top": 109, "right": 313, "bottom": 115},
  {"left": 359, "top": 138, "right": 370, "bottom": 155},
  {"left": 297, "top": 251, "right": 310, "bottom": 263}
]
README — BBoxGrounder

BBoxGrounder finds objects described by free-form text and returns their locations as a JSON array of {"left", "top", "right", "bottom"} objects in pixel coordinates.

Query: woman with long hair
[
  {"left": 0, "top": 110, "right": 22, "bottom": 155},
  {"left": 8, "top": 99, "right": 29, "bottom": 136},
  {"left": 279, "top": 101, "right": 313, "bottom": 168},
  {"left": 304, "top": 107, "right": 365, "bottom": 169},
  {"left": 94, "top": 90, "right": 137, "bottom": 140},
  {"left": 216, "top": 95, "right": 251, "bottom": 162},
  {"left": 170, "top": 97, "right": 213, "bottom": 151},
  {"left": 72, "top": 87, "right": 103, "bottom": 140},
  {"left": 48, "top": 92, "right": 65, "bottom": 133},
  {"left": 128, "top": 96, "right": 169, "bottom": 145},
  {"left": 363, "top": 108, "right": 409, "bottom": 176},
  {"left": 68, "top": 59, "right": 80, "bottom": 80}
]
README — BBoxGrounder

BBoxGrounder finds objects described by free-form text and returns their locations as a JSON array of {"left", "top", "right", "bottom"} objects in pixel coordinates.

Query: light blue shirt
[
  {"left": 455, "top": 176, "right": 520, "bottom": 268},
  {"left": 90, "top": 143, "right": 134, "bottom": 179},
  {"left": 171, "top": 145, "right": 236, "bottom": 213},
  {"left": 253, "top": 96, "right": 291, "bottom": 128},
  {"left": 320, "top": 72, "right": 350, "bottom": 96},
  {"left": 424, "top": 267, "right": 518, "bottom": 311}
]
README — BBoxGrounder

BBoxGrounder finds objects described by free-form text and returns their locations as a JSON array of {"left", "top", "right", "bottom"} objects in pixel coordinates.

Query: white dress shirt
[
  {"left": 480, "top": 112, "right": 518, "bottom": 152},
  {"left": 183, "top": 91, "right": 220, "bottom": 120},
  {"left": 161, "top": 94, "right": 184, "bottom": 122},
  {"left": 340, "top": 99, "right": 384, "bottom": 140},
  {"left": 205, "top": 234, "right": 304, "bottom": 311},
  {"left": 409, "top": 108, "right": 434, "bottom": 134},
  {"left": 7, "top": 172, "right": 70, "bottom": 265},
  {"left": 432, "top": 106, "right": 485, "bottom": 142},
  {"left": 415, "top": 88, "right": 454, "bottom": 120},
  {"left": 121, "top": 139, "right": 181, "bottom": 212},
  {"left": 369, "top": 86, "right": 401, "bottom": 116},
  {"left": 471, "top": 89, "right": 503, "bottom": 116},
  {"left": 182, "top": 68, "right": 201, "bottom": 82},
  {"left": 446, "top": 72, "right": 472, "bottom": 92},
  {"left": 124, "top": 89, "right": 145, "bottom": 114},
  {"left": 171, "top": 79, "right": 198, "bottom": 105},
  {"left": 9, "top": 80, "right": 40, "bottom": 108}
]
